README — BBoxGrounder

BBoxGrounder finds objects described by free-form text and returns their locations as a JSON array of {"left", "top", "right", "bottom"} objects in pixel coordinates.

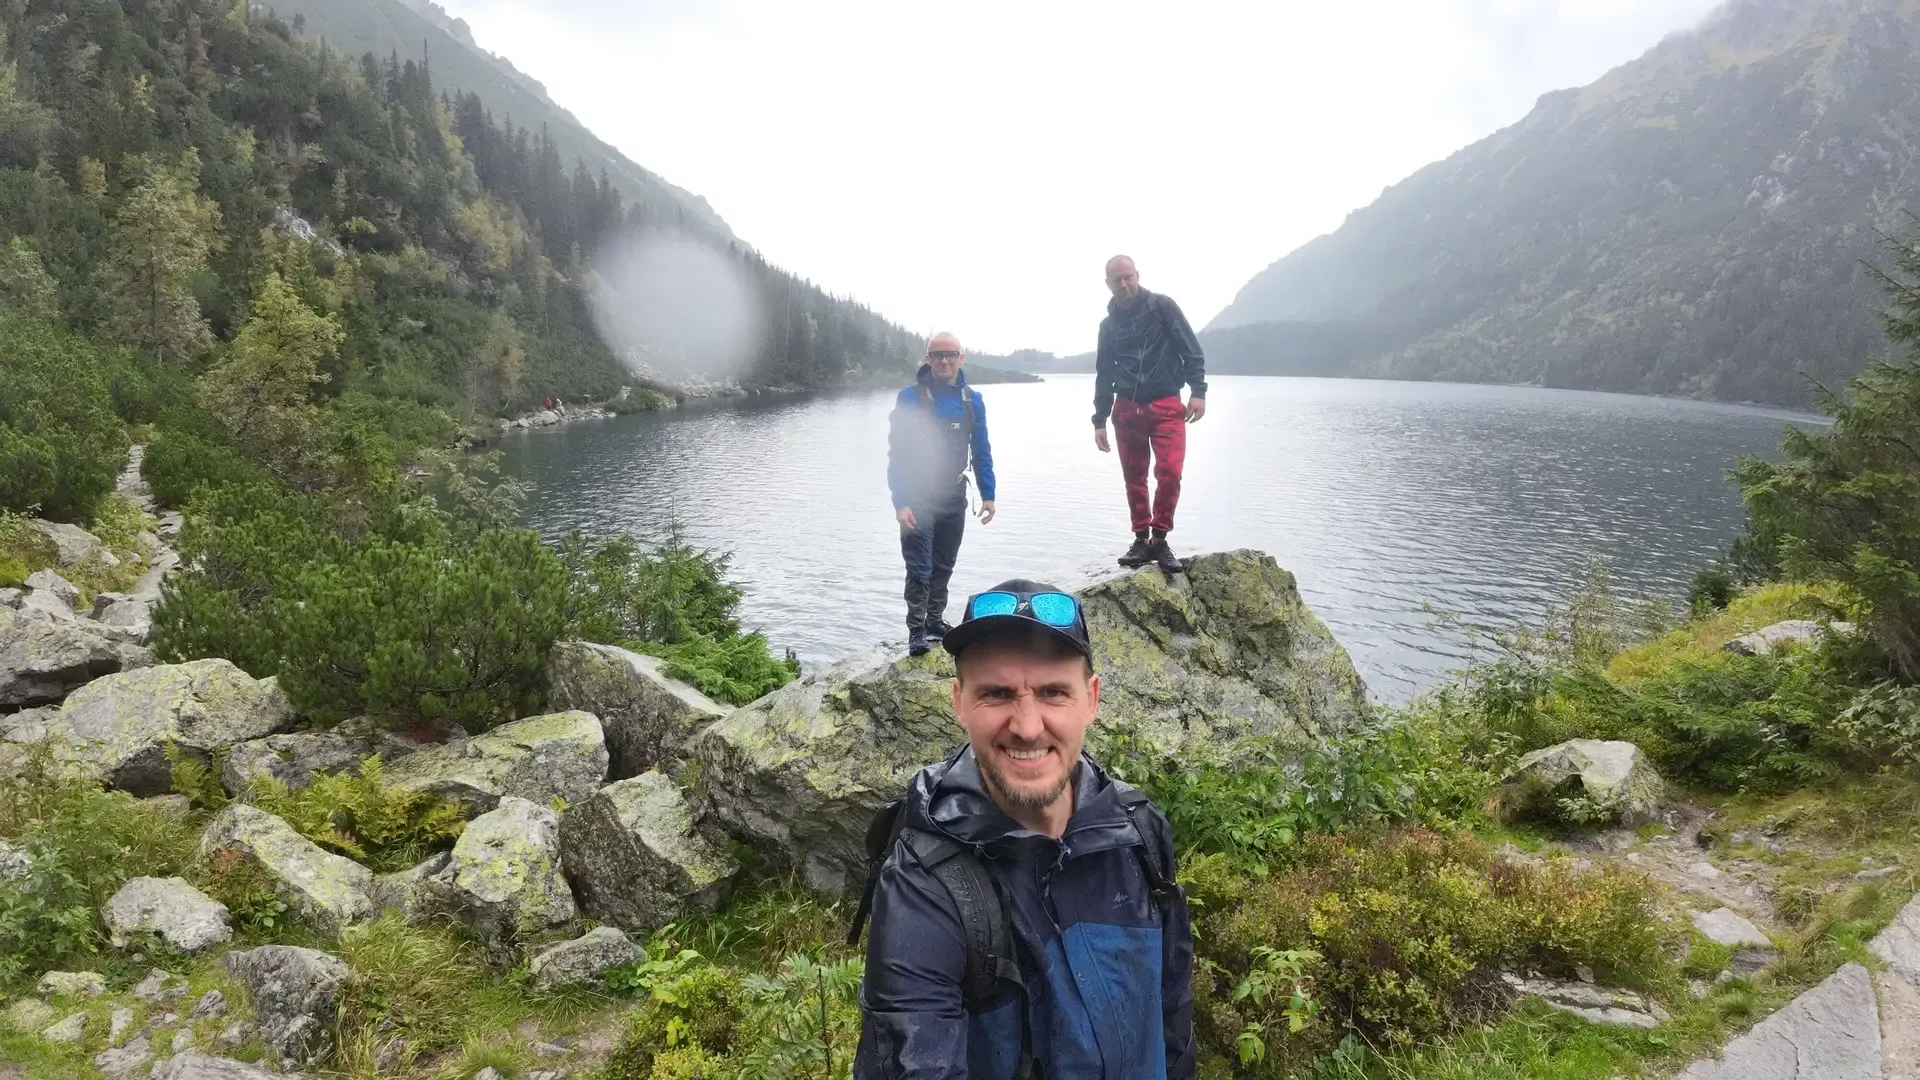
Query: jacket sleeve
[
  {"left": 969, "top": 390, "right": 996, "bottom": 502},
  {"left": 853, "top": 848, "right": 972, "bottom": 1080},
  {"left": 1158, "top": 296, "right": 1207, "bottom": 400},
  {"left": 1156, "top": 818, "right": 1198, "bottom": 1080},
  {"left": 887, "top": 390, "right": 912, "bottom": 511},
  {"left": 1092, "top": 318, "right": 1117, "bottom": 427}
]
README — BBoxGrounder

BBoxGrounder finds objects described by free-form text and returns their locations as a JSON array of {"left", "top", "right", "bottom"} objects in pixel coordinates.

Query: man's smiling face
[{"left": 952, "top": 637, "right": 1099, "bottom": 822}]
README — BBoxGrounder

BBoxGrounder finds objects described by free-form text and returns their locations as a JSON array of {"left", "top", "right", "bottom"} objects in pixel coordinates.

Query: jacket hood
[
  {"left": 903, "top": 746, "right": 1141, "bottom": 859},
  {"left": 915, "top": 364, "right": 972, "bottom": 390}
]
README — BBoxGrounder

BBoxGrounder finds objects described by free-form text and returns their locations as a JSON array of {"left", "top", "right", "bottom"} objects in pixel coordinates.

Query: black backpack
[{"left": 845, "top": 759, "right": 1180, "bottom": 1012}]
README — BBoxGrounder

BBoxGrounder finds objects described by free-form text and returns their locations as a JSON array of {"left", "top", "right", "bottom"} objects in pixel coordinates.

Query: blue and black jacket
[
  {"left": 853, "top": 748, "right": 1197, "bottom": 1080},
  {"left": 888, "top": 366, "right": 996, "bottom": 512}
]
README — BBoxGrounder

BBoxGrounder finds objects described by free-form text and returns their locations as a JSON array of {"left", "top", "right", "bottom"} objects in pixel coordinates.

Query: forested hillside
[
  {"left": 1208, "top": 0, "right": 1920, "bottom": 406},
  {"left": 0, "top": 0, "right": 923, "bottom": 425}
]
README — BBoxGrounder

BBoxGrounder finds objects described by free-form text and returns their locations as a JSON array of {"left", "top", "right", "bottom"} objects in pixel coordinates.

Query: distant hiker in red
[{"left": 1092, "top": 255, "right": 1207, "bottom": 573}]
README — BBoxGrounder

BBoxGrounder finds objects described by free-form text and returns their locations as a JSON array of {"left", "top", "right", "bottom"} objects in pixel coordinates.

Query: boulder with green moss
[
  {"left": 559, "top": 771, "right": 738, "bottom": 930},
  {"left": 382, "top": 710, "right": 608, "bottom": 815},
  {"left": 220, "top": 729, "right": 415, "bottom": 795},
  {"left": 46, "top": 659, "right": 293, "bottom": 795},
  {"left": 694, "top": 550, "right": 1368, "bottom": 892},
  {"left": 547, "top": 641, "right": 728, "bottom": 779},
  {"left": 195, "top": 804, "right": 376, "bottom": 931},
  {"left": 1500, "top": 739, "right": 1666, "bottom": 827},
  {"left": 428, "top": 795, "right": 576, "bottom": 941}
]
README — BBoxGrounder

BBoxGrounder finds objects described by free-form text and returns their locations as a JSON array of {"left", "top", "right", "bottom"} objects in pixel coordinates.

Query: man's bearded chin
[{"left": 981, "top": 757, "right": 1073, "bottom": 817}]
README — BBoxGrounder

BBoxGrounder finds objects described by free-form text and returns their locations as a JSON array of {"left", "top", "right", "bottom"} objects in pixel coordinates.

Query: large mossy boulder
[
  {"left": 1499, "top": 739, "right": 1666, "bottom": 828},
  {"left": 48, "top": 659, "right": 293, "bottom": 795},
  {"left": 195, "top": 805, "right": 376, "bottom": 931},
  {"left": 559, "top": 771, "right": 738, "bottom": 931},
  {"left": 694, "top": 551, "right": 1368, "bottom": 893},
  {"left": 428, "top": 796, "right": 576, "bottom": 942},
  {"left": 0, "top": 605, "right": 150, "bottom": 709},
  {"left": 382, "top": 710, "right": 608, "bottom": 815},
  {"left": 547, "top": 641, "right": 728, "bottom": 779}
]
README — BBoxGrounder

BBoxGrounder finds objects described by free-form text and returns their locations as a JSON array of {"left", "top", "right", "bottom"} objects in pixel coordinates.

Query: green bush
[
  {"left": 0, "top": 746, "right": 199, "bottom": 988},
  {"left": 0, "top": 312, "right": 129, "bottom": 522},
  {"left": 190, "top": 848, "right": 291, "bottom": 935},
  {"left": 245, "top": 757, "right": 465, "bottom": 872},
  {"left": 144, "top": 427, "right": 268, "bottom": 509},
  {"left": 564, "top": 527, "right": 800, "bottom": 706},
  {"left": 1185, "top": 828, "right": 1666, "bottom": 1073}
]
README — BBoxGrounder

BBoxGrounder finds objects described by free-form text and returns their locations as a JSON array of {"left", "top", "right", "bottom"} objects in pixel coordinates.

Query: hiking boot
[
  {"left": 908, "top": 628, "right": 932, "bottom": 657},
  {"left": 1148, "top": 535, "right": 1182, "bottom": 574},
  {"left": 926, "top": 618, "right": 954, "bottom": 642},
  {"left": 1119, "top": 535, "right": 1153, "bottom": 568}
]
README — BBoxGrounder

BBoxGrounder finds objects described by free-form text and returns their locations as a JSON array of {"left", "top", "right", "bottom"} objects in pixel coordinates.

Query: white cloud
[{"left": 440, "top": 0, "right": 1723, "bottom": 354}]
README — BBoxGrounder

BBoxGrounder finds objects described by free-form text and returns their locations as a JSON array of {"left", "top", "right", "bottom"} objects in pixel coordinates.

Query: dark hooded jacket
[
  {"left": 1092, "top": 290, "right": 1207, "bottom": 427},
  {"left": 888, "top": 365, "right": 996, "bottom": 511},
  {"left": 853, "top": 747, "right": 1197, "bottom": 1080}
]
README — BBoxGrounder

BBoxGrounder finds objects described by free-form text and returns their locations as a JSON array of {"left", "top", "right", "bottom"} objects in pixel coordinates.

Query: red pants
[{"left": 1112, "top": 396, "right": 1186, "bottom": 534}]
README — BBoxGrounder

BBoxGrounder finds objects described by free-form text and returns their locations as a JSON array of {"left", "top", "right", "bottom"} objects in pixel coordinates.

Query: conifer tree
[
  {"left": 199, "top": 272, "right": 339, "bottom": 482},
  {"left": 99, "top": 150, "right": 224, "bottom": 364}
]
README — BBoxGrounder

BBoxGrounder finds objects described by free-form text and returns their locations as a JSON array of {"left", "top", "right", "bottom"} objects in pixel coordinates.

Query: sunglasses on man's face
[{"left": 928, "top": 350, "right": 963, "bottom": 361}]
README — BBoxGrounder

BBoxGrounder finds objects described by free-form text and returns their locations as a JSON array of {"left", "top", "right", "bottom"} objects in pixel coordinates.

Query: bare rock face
[
  {"left": 1676, "top": 962, "right": 1880, "bottom": 1080},
  {"left": 695, "top": 551, "right": 1369, "bottom": 893},
  {"left": 0, "top": 605, "right": 150, "bottom": 709},
  {"left": 224, "top": 945, "right": 350, "bottom": 1067}
]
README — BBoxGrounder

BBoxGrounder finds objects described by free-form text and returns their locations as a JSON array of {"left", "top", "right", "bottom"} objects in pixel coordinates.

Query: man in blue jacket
[
  {"left": 888, "top": 332, "right": 997, "bottom": 657},
  {"left": 853, "top": 581, "right": 1197, "bottom": 1079}
]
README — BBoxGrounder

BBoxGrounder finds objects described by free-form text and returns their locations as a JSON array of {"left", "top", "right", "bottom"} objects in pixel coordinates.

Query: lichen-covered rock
[
  {"left": 221, "top": 731, "right": 383, "bottom": 795},
  {"left": 383, "top": 710, "right": 608, "bottom": 815},
  {"left": 1, "top": 998, "right": 54, "bottom": 1031},
  {"left": 0, "top": 605, "right": 148, "bottom": 709},
  {"left": 28, "top": 520, "right": 106, "bottom": 569},
  {"left": 547, "top": 641, "right": 728, "bottom": 779},
  {"left": 224, "top": 946, "right": 348, "bottom": 1066},
  {"left": 695, "top": 551, "right": 1369, "bottom": 892},
  {"left": 1725, "top": 619, "right": 1853, "bottom": 656},
  {"left": 48, "top": 659, "right": 294, "bottom": 795},
  {"left": 368, "top": 852, "right": 450, "bottom": 922},
  {"left": 1501, "top": 739, "right": 1665, "bottom": 827},
  {"left": 36, "top": 970, "right": 107, "bottom": 998},
  {"left": 1501, "top": 973, "right": 1671, "bottom": 1030},
  {"left": 24, "top": 569, "right": 79, "bottom": 605},
  {"left": 430, "top": 796, "right": 575, "bottom": 941},
  {"left": 150, "top": 1053, "right": 322, "bottom": 1080},
  {"left": 559, "top": 771, "right": 737, "bottom": 930},
  {"left": 0, "top": 838, "right": 29, "bottom": 881},
  {"left": 2, "top": 705, "right": 54, "bottom": 744},
  {"left": 528, "top": 926, "right": 647, "bottom": 992},
  {"left": 104, "top": 877, "right": 232, "bottom": 952},
  {"left": 195, "top": 804, "right": 375, "bottom": 931},
  {"left": 42, "top": 1011, "right": 86, "bottom": 1043}
]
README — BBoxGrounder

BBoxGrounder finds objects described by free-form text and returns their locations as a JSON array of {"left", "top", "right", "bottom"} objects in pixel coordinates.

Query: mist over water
[
  {"left": 589, "top": 231, "right": 763, "bottom": 381},
  {"left": 498, "top": 376, "right": 1820, "bottom": 702}
]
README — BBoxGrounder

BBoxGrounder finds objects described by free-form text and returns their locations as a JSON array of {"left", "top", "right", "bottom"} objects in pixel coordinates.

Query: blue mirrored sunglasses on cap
[{"left": 964, "top": 590, "right": 1081, "bottom": 627}]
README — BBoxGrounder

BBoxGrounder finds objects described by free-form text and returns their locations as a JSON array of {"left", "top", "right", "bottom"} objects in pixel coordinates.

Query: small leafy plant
[{"left": 246, "top": 756, "right": 464, "bottom": 872}]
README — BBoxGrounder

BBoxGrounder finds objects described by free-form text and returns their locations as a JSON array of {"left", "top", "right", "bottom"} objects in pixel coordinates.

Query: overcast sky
[{"left": 437, "top": 0, "right": 1724, "bottom": 356}]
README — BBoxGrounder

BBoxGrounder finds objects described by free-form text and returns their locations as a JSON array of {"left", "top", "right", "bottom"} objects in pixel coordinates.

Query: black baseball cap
[{"left": 942, "top": 579, "right": 1094, "bottom": 662}]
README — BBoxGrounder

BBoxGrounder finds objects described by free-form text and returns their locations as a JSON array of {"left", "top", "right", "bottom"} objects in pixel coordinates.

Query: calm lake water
[{"left": 500, "top": 375, "right": 1819, "bottom": 701}]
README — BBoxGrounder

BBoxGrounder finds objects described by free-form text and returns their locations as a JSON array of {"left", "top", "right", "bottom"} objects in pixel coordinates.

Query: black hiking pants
[{"left": 901, "top": 489, "right": 967, "bottom": 632}]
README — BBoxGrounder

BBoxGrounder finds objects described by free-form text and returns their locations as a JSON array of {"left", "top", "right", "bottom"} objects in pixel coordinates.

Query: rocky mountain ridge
[{"left": 1208, "top": 0, "right": 1920, "bottom": 406}]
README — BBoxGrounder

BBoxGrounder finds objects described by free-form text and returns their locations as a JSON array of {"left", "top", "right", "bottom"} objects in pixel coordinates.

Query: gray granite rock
[
  {"left": 150, "top": 1053, "right": 322, "bottom": 1080},
  {"left": 224, "top": 945, "right": 349, "bottom": 1066},
  {"left": 383, "top": 710, "right": 608, "bottom": 816},
  {"left": 104, "top": 876, "right": 232, "bottom": 952},
  {"left": 1677, "top": 962, "right": 1880, "bottom": 1079},
  {"left": 42, "top": 1011, "right": 86, "bottom": 1043},
  {"left": 1693, "top": 907, "right": 1772, "bottom": 948},
  {"left": 528, "top": 926, "right": 646, "bottom": 992},
  {"left": 1501, "top": 973, "right": 1671, "bottom": 1030},
  {"left": 36, "top": 969, "right": 107, "bottom": 998},
  {"left": 1726, "top": 620, "right": 1853, "bottom": 656},
  {"left": 94, "top": 1033, "right": 153, "bottom": 1077}
]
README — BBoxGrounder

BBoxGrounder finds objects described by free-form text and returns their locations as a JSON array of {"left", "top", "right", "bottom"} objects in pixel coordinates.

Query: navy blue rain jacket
[
  {"left": 888, "top": 366, "right": 996, "bottom": 511},
  {"left": 1092, "top": 290, "right": 1207, "bottom": 427},
  {"left": 853, "top": 748, "right": 1197, "bottom": 1080}
]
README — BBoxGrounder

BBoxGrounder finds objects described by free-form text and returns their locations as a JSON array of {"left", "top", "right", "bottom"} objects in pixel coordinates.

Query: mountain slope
[
  {"left": 1209, "top": 0, "right": 1920, "bottom": 406},
  {"left": 263, "top": 0, "right": 732, "bottom": 239}
]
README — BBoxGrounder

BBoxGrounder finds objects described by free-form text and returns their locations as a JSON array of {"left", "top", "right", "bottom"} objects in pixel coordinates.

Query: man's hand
[
  {"left": 979, "top": 500, "right": 996, "bottom": 525},
  {"left": 896, "top": 507, "right": 917, "bottom": 531},
  {"left": 1185, "top": 397, "right": 1207, "bottom": 423},
  {"left": 1094, "top": 426, "right": 1111, "bottom": 453}
]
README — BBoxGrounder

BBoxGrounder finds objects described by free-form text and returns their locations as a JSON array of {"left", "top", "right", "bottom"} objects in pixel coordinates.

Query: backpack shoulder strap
[
  {"left": 1114, "top": 783, "right": 1178, "bottom": 908},
  {"left": 903, "top": 828, "right": 1022, "bottom": 1007},
  {"left": 846, "top": 798, "right": 907, "bottom": 946},
  {"left": 915, "top": 383, "right": 934, "bottom": 412}
]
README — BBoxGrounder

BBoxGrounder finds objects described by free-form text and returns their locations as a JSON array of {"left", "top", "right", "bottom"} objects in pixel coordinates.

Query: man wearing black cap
[{"left": 851, "top": 580, "right": 1196, "bottom": 1080}]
